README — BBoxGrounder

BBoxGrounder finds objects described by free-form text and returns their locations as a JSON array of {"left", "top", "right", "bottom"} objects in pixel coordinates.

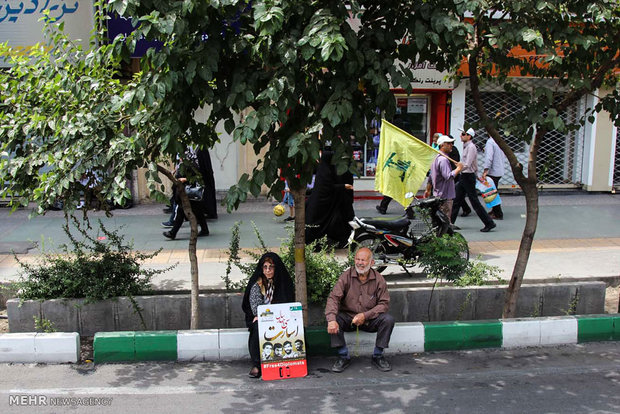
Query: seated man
[{"left": 325, "top": 247, "right": 395, "bottom": 372}]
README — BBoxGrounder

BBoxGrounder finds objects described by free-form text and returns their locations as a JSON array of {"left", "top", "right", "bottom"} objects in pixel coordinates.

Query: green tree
[
  {"left": 0, "top": 4, "right": 225, "bottom": 328},
  {"left": 403, "top": 0, "right": 619, "bottom": 316},
  {"left": 109, "top": 0, "right": 423, "bottom": 320}
]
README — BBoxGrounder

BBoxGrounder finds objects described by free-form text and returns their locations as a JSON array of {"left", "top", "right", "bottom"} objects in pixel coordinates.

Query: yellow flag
[{"left": 375, "top": 120, "right": 440, "bottom": 207}]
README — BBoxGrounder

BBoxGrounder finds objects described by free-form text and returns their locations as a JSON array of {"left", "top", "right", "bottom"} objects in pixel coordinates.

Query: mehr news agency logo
[{"left": 9, "top": 394, "right": 113, "bottom": 407}]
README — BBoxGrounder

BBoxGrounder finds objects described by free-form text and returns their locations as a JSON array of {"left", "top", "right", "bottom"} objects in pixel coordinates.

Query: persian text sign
[
  {"left": 0, "top": 0, "right": 93, "bottom": 50},
  {"left": 257, "top": 302, "right": 307, "bottom": 381}
]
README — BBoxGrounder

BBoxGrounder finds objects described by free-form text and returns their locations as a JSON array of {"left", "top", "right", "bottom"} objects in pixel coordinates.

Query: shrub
[
  {"left": 222, "top": 222, "right": 351, "bottom": 304},
  {"left": 15, "top": 216, "right": 172, "bottom": 303},
  {"left": 279, "top": 227, "right": 350, "bottom": 305},
  {"left": 454, "top": 258, "right": 503, "bottom": 287},
  {"left": 417, "top": 232, "right": 469, "bottom": 281}
]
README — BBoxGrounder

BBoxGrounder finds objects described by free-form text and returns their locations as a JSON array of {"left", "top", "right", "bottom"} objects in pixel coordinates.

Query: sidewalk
[{"left": 1, "top": 192, "right": 619, "bottom": 291}]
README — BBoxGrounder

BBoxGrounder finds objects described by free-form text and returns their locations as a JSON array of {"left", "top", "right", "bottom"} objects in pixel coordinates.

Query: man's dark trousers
[
  {"left": 451, "top": 172, "right": 494, "bottom": 227},
  {"left": 330, "top": 312, "right": 395, "bottom": 349},
  {"left": 487, "top": 175, "right": 504, "bottom": 219}
]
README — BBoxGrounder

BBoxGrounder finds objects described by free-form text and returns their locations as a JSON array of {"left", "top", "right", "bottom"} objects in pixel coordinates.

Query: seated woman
[{"left": 241, "top": 252, "right": 295, "bottom": 378}]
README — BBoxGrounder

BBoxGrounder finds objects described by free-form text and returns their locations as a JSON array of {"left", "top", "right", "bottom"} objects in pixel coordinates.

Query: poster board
[{"left": 257, "top": 302, "right": 307, "bottom": 381}]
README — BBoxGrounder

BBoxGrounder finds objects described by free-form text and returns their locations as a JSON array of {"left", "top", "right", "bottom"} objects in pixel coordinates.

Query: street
[
  {"left": 1, "top": 342, "right": 619, "bottom": 413},
  {"left": 1, "top": 193, "right": 620, "bottom": 291}
]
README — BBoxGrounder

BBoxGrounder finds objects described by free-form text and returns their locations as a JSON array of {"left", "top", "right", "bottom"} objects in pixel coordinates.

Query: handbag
[{"left": 185, "top": 185, "right": 204, "bottom": 201}]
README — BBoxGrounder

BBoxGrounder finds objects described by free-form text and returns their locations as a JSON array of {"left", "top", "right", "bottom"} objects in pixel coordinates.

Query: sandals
[{"left": 248, "top": 366, "right": 261, "bottom": 378}]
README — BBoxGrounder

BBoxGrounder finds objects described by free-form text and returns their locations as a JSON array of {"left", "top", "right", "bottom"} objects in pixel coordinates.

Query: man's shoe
[
  {"left": 460, "top": 211, "right": 470, "bottom": 217},
  {"left": 371, "top": 355, "right": 392, "bottom": 372},
  {"left": 161, "top": 221, "right": 174, "bottom": 228},
  {"left": 163, "top": 231, "right": 176, "bottom": 240},
  {"left": 480, "top": 223, "right": 496, "bottom": 233},
  {"left": 198, "top": 229, "right": 209, "bottom": 237},
  {"left": 331, "top": 357, "right": 351, "bottom": 373},
  {"left": 452, "top": 225, "right": 461, "bottom": 230},
  {"left": 375, "top": 205, "right": 387, "bottom": 215},
  {"left": 248, "top": 366, "right": 261, "bottom": 378},
  {"left": 284, "top": 216, "right": 295, "bottom": 222},
  {"left": 489, "top": 213, "right": 503, "bottom": 220}
]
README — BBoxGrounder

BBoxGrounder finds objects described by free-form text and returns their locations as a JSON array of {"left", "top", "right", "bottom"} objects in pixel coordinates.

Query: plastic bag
[{"left": 475, "top": 179, "right": 502, "bottom": 208}]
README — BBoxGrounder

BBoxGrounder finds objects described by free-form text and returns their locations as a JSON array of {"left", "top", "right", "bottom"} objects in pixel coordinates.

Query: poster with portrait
[{"left": 257, "top": 302, "right": 307, "bottom": 381}]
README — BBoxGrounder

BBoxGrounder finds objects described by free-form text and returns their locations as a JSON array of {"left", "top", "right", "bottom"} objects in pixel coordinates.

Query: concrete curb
[
  {"left": 0, "top": 332, "right": 79, "bottom": 363},
  {"left": 90, "top": 314, "right": 619, "bottom": 363},
  {"left": 2, "top": 315, "right": 617, "bottom": 364}
]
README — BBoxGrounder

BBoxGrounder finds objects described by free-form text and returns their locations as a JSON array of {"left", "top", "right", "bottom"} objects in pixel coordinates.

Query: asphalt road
[{"left": 1, "top": 342, "right": 619, "bottom": 414}]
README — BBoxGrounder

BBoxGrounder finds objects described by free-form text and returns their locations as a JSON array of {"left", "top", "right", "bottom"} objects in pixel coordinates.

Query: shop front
[{"left": 354, "top": 64, "right": 455, "bottom": 192}]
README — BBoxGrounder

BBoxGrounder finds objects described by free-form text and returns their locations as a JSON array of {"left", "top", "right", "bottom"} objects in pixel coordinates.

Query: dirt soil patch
[
  {"left": 0, "top": 310, "right": 8, "bottom": 334},
  {"left": 80, "top": 336, "right": 94, "bottom": 362}
]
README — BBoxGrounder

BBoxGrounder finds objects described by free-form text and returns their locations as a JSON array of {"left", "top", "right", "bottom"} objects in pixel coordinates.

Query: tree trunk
[
  {"left": 177, "top": 187, "right": 200, "bottom": 329},
  {"left": 502, "top": 180, "right": 539, "bottom": 318},
  {"left": 291, "top": 186, "right": 308, "bottom": 325},
  {"left": 157, "top": 165, "right": 200, "bottom": 329}
]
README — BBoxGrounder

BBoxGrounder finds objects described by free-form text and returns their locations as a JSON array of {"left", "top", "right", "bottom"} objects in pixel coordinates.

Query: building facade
[{"left": 3, "top": 8, "right": 618, "bottom": 203}]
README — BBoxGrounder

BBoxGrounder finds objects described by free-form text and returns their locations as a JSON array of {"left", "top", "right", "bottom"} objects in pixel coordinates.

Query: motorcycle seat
[
  {"left": 417, "top": 197, "right": 444, "bottom": 208},
  {"left": 360, "top": 217, "right": 410, "bottom": 231}
]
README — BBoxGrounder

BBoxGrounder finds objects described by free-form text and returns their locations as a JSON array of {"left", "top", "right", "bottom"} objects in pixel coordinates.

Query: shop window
[{"left": 354, "top": 96, "right": 429, "bottom": 177}]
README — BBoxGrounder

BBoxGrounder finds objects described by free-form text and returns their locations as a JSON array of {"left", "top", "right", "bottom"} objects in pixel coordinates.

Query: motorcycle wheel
[{"left": 352, "top": 233, "right": 388, "bottom": 273}]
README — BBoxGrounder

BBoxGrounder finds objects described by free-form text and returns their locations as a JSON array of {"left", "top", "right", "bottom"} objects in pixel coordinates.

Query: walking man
[
  {"left": 482, "top": 136, "right": 506, "bottom": 220},
  {"left": 451, "top": 128, "right": 496, "bottom": 232},
  {"left": 325, "top": 247, "right": 395, "bottom": 373},
  {"left": 424, "top": 135, "right": 464, "bottom": 221}
]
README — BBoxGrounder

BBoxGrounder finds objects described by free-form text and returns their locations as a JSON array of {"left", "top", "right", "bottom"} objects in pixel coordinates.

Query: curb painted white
[
  {"left": 502, "top": 319, "right": 542, "bottom": 348},
  {"left": 0, "top": 333, "right": 79, "bottom": 363},
  {"left": 0, "top": 333, "right": 37, "bottom": 363},
  {"left": 218, "top": 328, "right": 249, "bottom": 361},
  {"left": 539, "top": 316, "right": 578, "bottom": 345},
  {"left": 177, "top": 330, "right": 219, "bottom": 361},
  {"left": 34, "top": 332, "right": 80, "bottom": 363},
  {"left": 391, "top": 323, "right": 425, "bottom": 353}
]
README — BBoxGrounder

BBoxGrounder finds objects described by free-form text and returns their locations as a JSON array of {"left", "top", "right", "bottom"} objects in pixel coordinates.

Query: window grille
[{"left": 465, "top": 80, "right": 585, "bottom": 187}]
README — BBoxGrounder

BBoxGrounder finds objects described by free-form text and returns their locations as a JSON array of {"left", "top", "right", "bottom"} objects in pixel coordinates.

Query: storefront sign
[
  {"left": 257, "top": 302, "right": 307, "bottom": 381},
  {"left": 0, "top": 0, "right": 94, "bottom": 51},
  {"left": 406, "top": 61, "right": 455, "bottom": 89}
]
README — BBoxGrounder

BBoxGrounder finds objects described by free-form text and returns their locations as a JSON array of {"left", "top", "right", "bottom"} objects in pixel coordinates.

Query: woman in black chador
[
  {"left": 241, "top": 252, "right": 295, "bottom": 378},
  {"left": 305, "top": 150, "right": 354, "bottom": 247},
  {"left": 196, "top": 149, "right": 217, "bottom": 219}
]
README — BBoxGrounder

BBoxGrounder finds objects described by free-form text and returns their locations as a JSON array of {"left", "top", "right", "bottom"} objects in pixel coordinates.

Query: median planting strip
[{"left": 1, "top": 315, "right": 618, "bottom": 364}]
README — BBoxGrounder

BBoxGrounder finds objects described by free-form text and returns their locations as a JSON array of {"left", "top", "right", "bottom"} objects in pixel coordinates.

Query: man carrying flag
[
  {"left": 375, "top": 120, "right": 439, "bottom": 207},
  {"left": 423, "top": 135, "right": 464, "bottom": 222}
]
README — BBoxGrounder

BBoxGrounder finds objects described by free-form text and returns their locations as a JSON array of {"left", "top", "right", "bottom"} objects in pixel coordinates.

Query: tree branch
[
  {"left": 555, "top": 55, "right": 620, "bottom": 115},
  {"left": 467, "top": 50, "right": 527, "bottom": 185}
]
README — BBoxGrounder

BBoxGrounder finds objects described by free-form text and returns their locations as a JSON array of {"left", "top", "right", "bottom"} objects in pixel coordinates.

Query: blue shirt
[{"left": 484, "top": 138, "right": 506, "bottom": 176}]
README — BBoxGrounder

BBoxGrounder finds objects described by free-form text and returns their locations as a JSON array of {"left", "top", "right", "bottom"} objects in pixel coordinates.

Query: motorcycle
[{"left": 347, "top": 196, "right": 469, "bottom": 276}]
